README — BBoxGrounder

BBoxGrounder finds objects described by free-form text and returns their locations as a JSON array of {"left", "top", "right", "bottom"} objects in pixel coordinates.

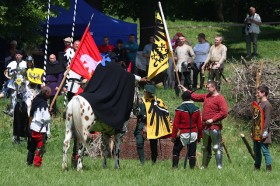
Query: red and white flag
[{"left": 70, "top": 26, "right": 102, "bottom": 80}]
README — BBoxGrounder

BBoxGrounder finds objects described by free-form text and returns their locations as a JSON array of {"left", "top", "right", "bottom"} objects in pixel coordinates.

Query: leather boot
[
  {"left": 189, "top": 157, "right": 196, "bottom": 169},
  {"left": 266, "top": 165, "right": 272, "bottom": 172},
  {"left": 172, "top": 155, "right": 179, "bottom": 168},
  {"left": 254, "top": 164, "right": 261, "bottom": 171},
  {"left": 137, "top": 148, "right": 145, "bottom": 165}
]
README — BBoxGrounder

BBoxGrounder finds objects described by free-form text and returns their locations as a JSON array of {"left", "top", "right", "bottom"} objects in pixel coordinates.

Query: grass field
[{"left": 1, "top": 20, "right": 280, "bottom": 185}]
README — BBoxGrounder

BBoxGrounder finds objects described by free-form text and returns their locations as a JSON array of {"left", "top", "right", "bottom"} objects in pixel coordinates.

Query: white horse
[{"left": 62, "top": 85, "right": 141, "bottom": 171}]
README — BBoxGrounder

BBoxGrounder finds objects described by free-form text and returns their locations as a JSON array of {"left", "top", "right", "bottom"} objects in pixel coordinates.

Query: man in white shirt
[
  {"left": 202, "top": 36, "right": 227, "bottom": 91},
  {"left": 174, "top": 36, "right": 195, "bottom": 95},
  {"left": 4, "top": 51, "right": 27, "bottom": 116},
  {"left": 244, "top": 7, "right": 262, "bottom": 58},
  {"left": 193, "top": 33, "right": 210, "bottom": 89},
  {"left": 64, "top": 40, "right": 82, "bottom": 101}
]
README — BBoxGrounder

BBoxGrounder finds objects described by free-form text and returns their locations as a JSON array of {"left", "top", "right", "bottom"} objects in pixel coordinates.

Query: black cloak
[{"left": 80, "top": 62, "right": 135, "bottom": 130}]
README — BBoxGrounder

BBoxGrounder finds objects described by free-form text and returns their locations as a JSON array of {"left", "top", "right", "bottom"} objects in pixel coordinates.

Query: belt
[{"left": 202, "top": 121, "right": 221, "bottom": 125}]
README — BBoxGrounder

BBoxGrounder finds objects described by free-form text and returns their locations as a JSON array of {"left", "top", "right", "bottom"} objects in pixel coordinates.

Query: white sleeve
[{"left": 134, "top": 74, "right": 141, "bottom": 82}]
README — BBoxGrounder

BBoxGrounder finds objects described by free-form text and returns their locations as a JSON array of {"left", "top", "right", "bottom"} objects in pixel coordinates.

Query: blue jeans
[{"left": 254, "top": 141, "right": 272, "bottom": 166}]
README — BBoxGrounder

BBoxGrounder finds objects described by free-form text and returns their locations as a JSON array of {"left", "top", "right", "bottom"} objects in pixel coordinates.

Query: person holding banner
[
  {"left": 64, "top": 40, "right": 82, "bottom": 101},
  {"left": 252, "top": 85, "right": 272, "bottom": 171},
  {"left": 134, "top": 84, "right": 172, "bottom": 165}
]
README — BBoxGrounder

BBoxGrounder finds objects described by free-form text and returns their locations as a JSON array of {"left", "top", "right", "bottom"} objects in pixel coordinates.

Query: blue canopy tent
[{"left": 47, "top": 0, "right": 137, "bottom": 45}]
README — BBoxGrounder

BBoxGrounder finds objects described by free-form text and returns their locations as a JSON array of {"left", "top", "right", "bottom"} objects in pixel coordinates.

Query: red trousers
[{"left": 31, "top": 131, "right": 45, "bottom": 167}]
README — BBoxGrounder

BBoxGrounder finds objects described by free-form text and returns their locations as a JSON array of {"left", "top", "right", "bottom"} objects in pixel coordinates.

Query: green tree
[{"left": 0, "top": 0, "right": 69, "bottom": 46}]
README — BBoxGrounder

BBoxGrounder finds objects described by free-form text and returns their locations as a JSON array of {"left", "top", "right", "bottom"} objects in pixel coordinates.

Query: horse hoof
[{"left": 114, "top": 165, "right": 120, "bottom": 169}]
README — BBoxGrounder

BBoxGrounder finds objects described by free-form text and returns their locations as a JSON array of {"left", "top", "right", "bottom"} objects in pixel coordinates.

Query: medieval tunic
[
  {"left": 27, "top": 94, "right": 51, "bottom": 166},
  {"left": 7, "top": 60, "right": 31, "bottom": 138},
  {"left": 172, "top": 101, "right": 203, "bottom": 144},
  {"left": 46, "top": 60, "right": 65, "bottom": 96},
  {"left": 204, "top": 44, "right": 227, "bottom": 69},
  {"left": 256, "top": 100, "right": 272, "bottom": 144},
  {"left": 175, "top": 44, "right": 195, "bottom": 72},
  {"left": 190, "top": 92, "right": 228, "bottom": 130}
]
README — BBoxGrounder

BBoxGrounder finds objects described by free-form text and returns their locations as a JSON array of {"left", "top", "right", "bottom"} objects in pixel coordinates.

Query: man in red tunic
[
  {"left": 179, "top": 80, "right": 228, "bottom": 169},
  {"left": 98, "top": 36, "right": 115, "bottom": 54}
]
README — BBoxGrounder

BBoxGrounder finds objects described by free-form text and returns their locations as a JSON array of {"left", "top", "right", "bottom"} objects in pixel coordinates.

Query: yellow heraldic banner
[
  {"left": 27, "top": 68, "right": 44, "bottom": 85},
  {"left": 143, "top": 97, "right": 173, "bottom": 139},
  {"left": 148, "top": 12, "right": 170, "bottom": 80}
]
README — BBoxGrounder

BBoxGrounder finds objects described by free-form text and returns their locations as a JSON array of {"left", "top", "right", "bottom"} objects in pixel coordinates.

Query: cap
[
  {"left": 63, "top": 37, "right": 72, "bottom": 43},
  {"left": 144, "top": 84, "right": 156, "bottom": 94},
  {"left": 15, "top": 50, "right": 22, "bottom": 55}
]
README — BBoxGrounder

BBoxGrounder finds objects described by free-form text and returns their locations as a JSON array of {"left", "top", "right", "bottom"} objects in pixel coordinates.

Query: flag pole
[
  {"left": 158, "top": 1, "right": 180, "bottom": 84},
  {"left": 50, "top": 68, "right": 71, "bottom": 110},
  {"left": 50, "top": 13, "right": 95, "bottom": 111}
]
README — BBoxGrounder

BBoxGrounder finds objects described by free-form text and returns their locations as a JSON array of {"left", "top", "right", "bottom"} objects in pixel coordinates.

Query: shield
[
  {"left": 27, "top": 68, "right": 44, "bottom": 85},
  {"left": 252, "top": 101, "right": 264, "bottom": 141}
]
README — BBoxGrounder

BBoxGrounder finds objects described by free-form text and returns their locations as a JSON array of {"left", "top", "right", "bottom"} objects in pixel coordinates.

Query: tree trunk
[
  {"left": 138, "top": 0, "right": 157, "bottom": 50},
  {"left": 215, "top": 0, "right": 224, "bottom": 22}
]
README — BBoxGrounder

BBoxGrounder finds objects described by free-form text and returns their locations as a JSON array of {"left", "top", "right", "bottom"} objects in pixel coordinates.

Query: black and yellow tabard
[
  {"left": 27, "top": 68, "right": 44, "bottom": 85},
  {"left": 142, "top": 97, "right": 172, "bottom": 139}
]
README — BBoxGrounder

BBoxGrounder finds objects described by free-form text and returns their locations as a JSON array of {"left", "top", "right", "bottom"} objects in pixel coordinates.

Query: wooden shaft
[
  {"left": 221, "top": 140, "right": 232, "bottom": 163},
  {"left": 158, "top": 1, "right": 181, "bottom": 85},
  {"left": 50, "top": 68, "right": 71, "bottom": 110},
  {"left": 240, "top": 133, "right": 255, "bottom": 160}
]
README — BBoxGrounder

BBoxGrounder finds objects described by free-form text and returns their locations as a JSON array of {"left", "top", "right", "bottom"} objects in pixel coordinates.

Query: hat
[
  {"left": 63, "top": 37, "right": 72, "bottom": 43},
  {"left": 144, "top": 84, "right": 156, "bottom": 94},
  {"left": 15, "top": 50, "right": 22, "bottom": 55},
  {"left": 10, "top": 40, "right": 17, "bottom": 45},
  {"left": 26, "top": 56, "right": 33, "bottom": 62}
]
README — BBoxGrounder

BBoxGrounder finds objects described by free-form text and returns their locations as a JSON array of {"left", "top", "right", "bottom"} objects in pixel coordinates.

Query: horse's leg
[
  {"left": 114, "top": 120, "right": 128, "bottom": 169},
  {"left": 62, "top": 116, "right": 73, "bottom": 171},
  {"left": 76, "top": 139, "right": 85, "bottom": 171},
  {"left": 71, "top": 132, "right": 78, "bottom": 168},
  {"left": 114, "top": 132, "right": 122, "bottom": 169},
  {"left": 101, "top": 133, "right": 110, "bottom": 168}
]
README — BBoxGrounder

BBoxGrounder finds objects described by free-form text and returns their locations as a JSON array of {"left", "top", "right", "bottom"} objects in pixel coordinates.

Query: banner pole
[
  {"left": 158, "top": 1, "right": 180, "bottom": 85},
  {"left": 50, "top": 68, "right": 71, "bottom": 110}
]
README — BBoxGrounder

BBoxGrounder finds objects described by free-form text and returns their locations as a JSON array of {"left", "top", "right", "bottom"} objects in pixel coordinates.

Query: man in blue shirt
[{"left": 124, "top": 34, "right": 138, "bottom": 74}]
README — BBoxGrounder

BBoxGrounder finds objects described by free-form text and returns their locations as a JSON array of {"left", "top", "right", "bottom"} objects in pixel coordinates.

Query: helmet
[{"left": 26, "top": 56, "right": 33, "bottom": 62}]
